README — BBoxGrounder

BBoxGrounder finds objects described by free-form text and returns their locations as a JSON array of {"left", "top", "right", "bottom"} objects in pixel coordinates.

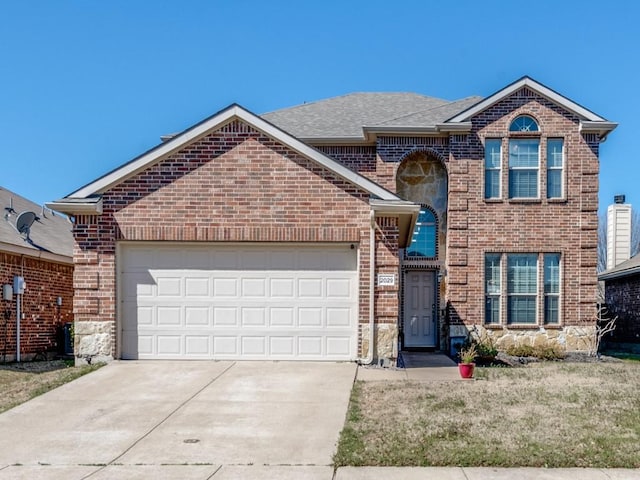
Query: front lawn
[
  {"left": 0, "top": 360, "right": 103, "bottom": 413},
  {"left": 334, "top": 361, "right": 640, "bottom": 468}
]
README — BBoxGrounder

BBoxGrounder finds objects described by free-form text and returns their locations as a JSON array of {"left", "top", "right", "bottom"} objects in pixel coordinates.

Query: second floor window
[
  {"left": 509, "top": 138, "right": 539, "bottom": 198},
  {"left": 547, "top": 139, "right": 564, "bottom": 198},
  {"left": 484, "top": 139, "right": 501, "bottom": 199}
]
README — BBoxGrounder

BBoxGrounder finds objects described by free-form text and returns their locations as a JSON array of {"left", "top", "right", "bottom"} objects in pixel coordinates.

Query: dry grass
[
  {"left": 0, "top": 360, "right": 103, "bottom": 413},
  {"left": 335, "top": 361, "right": 640, "bottom": 468}
]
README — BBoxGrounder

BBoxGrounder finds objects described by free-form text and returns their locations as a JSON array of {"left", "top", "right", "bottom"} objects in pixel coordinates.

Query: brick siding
[
  {"left": 73, "top": 120, "right": 374, "bottom": 358},
  {"left": 605, "top": 276, "right": 640, "bottom": 343},
  {"left": 0, "top": 252, "right": 73, "bottom": 359}
]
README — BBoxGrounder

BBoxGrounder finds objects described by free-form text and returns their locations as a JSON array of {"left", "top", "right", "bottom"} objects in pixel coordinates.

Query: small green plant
[
  {"left": 459, "top": 344, "right": 477, "bottom": 364},
  {"left": 468, "top": 326, "right": 498, "bottom": 359}
]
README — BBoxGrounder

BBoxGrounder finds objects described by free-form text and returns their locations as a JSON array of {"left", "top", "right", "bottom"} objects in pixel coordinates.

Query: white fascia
[
  {"left": 447, "top": 77, "right": 608, "bottom": 124},
  {"left": 45, "top": 197, "right": 103, "bottom": 215},
  {"left": 0, "top": 241, "right": 73, "bottom": 265},
  {"left": 580, "top": 121, "right": 619, "bottom": 141},
  {"left": 65, "top": 105, "right": 400, "bottom": 203}
]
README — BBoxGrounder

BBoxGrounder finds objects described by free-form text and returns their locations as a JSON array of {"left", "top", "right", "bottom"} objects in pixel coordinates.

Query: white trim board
[{"left": 65, "top": 104, "right": 402, "bottom": 203}]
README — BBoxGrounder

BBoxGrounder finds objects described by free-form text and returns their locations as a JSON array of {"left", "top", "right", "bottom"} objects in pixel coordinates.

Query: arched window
[
  {"left": 509, "top": 115, "right": 539, "bottom": 132},
  {"left": 406, "top": 208, "right": 436, "bottom": 258}
]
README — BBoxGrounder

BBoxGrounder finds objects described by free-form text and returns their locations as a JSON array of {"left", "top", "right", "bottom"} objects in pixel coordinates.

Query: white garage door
[{"left": 119, "top": 243, "right": 359, "bottom": 360}]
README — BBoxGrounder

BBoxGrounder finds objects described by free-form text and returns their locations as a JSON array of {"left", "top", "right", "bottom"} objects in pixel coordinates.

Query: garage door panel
[
  {"left": 185, "top": 307, "right": 210, "bottom": 326},
  {"left": 157, "top": 307, "right": 181, "bottom": 326},
  {"left": 213, "top": 278, "right": 238, "bottom": 296},
  {"left": 185, "top": 277, "right": 210, "bottom": 296},
  {"left": 120, "top": 244, "right": 358, "bottom": 360},
  {"left": 298, "top": 278, "right": 323, "bottom": 297},
  {"left": 157, "top": 335, "right": 181, "bottom": 355},
  {"left": 270, "top": 278, "right": 294, "bottom": 297},
  {"left": 241, "top": 278, "right": 266, "bottom": 297},
  {"left": 299, "top": 336, "right": 323, "bottom": 356},
  {"left": 213, "top": 336, "right": 239, "bottom": 355},
  {"left": 269, "top": 307, "right": 294, "bottom": 326},
  {"left": 299, "top": 308, "right": 322, "bottom": 327},
  {"left": 213, "top": 307, "right": 238, "bottom": 326},
  {"left": 270, "top": 336, "right": 295, "bottom": 356},
  {"left": 241, "top": 307, "right": 266, "bottom": 326},
  {"left": 185, "top": 335, "right": 211, "bottom": 355},
  {"left": 327, "top": 336, "right": 351, "bottom": 356},
  {"left": 241, "top": 336, "right": 266, "bottom": 355},
  {"left": 327, "top": 308, "right": 351, "bottom": 327}
]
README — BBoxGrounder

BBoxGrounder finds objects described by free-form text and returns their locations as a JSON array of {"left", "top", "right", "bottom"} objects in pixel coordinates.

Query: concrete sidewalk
[
  {"left": 356, "top": 352, "right": 461, "bottom": 382},
  {"left": 336, "top": 467, "right": 640, "bottom": 479},
  {"left": 1, "top": 465, "right": 639, "bottom": 479}
]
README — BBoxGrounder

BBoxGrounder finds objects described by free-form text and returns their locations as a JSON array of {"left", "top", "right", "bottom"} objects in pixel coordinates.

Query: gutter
[
  {"left": 598, "top": 267, "right": 640, "bottom": 282},
  {"left": 46, "top": 197, "right": 103, "bottom": 215},
  {"left": 359, "top": 209, "right": 376, "bottom": 365},
  {"left": 0, "top": 241, "right": 73, "bottom": 265}
]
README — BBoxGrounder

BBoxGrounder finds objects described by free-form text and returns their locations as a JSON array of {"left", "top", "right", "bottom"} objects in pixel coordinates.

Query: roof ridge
[
  {"left": 262, "top": 91, "right": 447, "bottom": 116},
  {"left": 371, "top": 95, "right": 482, "bottom": 126}
]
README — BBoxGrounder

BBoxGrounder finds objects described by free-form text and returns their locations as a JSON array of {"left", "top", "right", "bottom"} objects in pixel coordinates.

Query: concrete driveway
[{"left": 0, "top": 361, "right": 356, "bottom": 479}]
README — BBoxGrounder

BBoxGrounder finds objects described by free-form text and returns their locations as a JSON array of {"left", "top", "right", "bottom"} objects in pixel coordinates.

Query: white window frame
[
  {"left": 484, "top": 253, "right": 562, "bottom": 326},
  {"left": 546, "top": 138, "right": 564, "bottom": 199},
  {"left": 508, "top": 138, "right": 540, "bottom": 199},
  {"left": 484, "top": 139, "right": 502, "bottom": 199},
  {"left": 543, "top": 253, "right": 562, "bottom": 324}
]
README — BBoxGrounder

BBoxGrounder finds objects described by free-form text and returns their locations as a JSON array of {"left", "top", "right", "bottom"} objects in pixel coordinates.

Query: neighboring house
[
  {"left": 599, "top": 255, "right": 640, "bottom": 349},
  {"left": 0, "top": 187, "right": 74, "bottom": 361},
  {"left": 48, "top": 76, "right": 616, "bottom": 364}
]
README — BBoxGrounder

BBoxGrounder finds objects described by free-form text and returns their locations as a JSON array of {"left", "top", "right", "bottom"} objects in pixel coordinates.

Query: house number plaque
[{"left": 377, "top": 274, "right": 396, "bottom": 286}]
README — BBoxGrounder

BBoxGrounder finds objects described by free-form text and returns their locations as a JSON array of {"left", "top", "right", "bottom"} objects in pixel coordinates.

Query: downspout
[{"left": 360, "top": 209, "right": 376, "bottom": 365}]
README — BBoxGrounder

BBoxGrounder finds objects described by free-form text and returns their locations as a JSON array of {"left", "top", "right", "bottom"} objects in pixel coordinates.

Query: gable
[
  {"left": 48, "top": 104, "right": 402, "bottom": 216},
  {"left": 108, "top": 119, "right": 372, "bottom": 229},
  {"left": 445, "top": 76, "right": 617, "bottom": 139}
]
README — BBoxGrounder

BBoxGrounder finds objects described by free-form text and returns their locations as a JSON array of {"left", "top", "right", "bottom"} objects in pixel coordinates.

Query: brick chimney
[{"left": 606, "top": 195, "right": 632, "bottom": 269}]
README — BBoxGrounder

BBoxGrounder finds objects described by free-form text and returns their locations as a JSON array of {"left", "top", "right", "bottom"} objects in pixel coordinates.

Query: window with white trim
[
  {"left": 507, "top": 254, "right": 538, "bottom": 324},
  {"left": 509, "top": 115, "right": 539, "bottom": 132},
  {"left": 484, "top": 139, "right": 501, "bottom": 199},
  {"left": 485, "top": 254, "right": 501, "bottom": 324},
  {"left": 484, "top": 253, "right": 561, "bottom": 325},
  {"left": 546, "top": 139, "right": 564, "bottom": 199},
  {"left": 544, "top": 254, "right": 561, "bottom": 324},
  {"left": 509, "top": 139, "right": 539, "bottom": 198}
]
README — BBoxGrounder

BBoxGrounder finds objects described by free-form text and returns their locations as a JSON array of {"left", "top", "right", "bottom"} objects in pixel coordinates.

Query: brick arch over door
[{"left": 395, "top": 150, "right": 448, "bottom": 259}]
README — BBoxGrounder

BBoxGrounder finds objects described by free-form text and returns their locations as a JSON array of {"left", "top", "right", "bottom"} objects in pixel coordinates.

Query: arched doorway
[{"left": 396, "top": 150, "right": 448, "bottom": 349}]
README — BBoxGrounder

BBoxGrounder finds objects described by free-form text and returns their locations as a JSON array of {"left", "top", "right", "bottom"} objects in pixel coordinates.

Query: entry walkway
[{"left": 356, "top": 352, "right": 460, "bottom": 381}]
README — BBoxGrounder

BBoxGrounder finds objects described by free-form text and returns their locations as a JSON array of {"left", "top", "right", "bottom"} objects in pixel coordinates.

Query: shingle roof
[
  {"left": 0, "top": 187, "right": 73, "bottom": 260},
  {"left": 599, "top": 254, "right": 640, "bottom": 281},
  {"left": 262, "top": 92, "right": 483, "bottom": 140}
]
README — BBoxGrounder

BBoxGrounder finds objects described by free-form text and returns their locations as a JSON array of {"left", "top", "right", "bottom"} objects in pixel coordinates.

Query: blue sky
[{"left": 0, "top": 1, "right": 637, "bottom": 212}]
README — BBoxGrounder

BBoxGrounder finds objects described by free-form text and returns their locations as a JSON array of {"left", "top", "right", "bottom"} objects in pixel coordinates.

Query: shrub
[{"left": 504, "top": 343, "right": 565, "bottom": 360}]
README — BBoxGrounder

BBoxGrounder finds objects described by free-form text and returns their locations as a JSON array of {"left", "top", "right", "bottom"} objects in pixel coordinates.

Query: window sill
[
  {"left": 547, "top": 198, "right": 567, "bottom": 204},
  {"left": 508, "top": 198, "right": 542, "bottom": 204},
  {"left": 484, "top": 198, "right": 504, "bottom": 204},
  {"left": 485, "top": 323, "right": 561, "bottom": 330}
]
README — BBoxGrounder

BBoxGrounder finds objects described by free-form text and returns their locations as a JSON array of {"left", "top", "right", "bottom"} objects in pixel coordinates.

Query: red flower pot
[{"left": 458, "top": 362, "right": 475, "bottom": 379}]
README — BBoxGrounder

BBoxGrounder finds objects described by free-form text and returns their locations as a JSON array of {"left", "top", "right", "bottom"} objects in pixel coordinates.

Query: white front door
[{"left": 403, "top": 270, "right": 436, "bottom": 348}]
